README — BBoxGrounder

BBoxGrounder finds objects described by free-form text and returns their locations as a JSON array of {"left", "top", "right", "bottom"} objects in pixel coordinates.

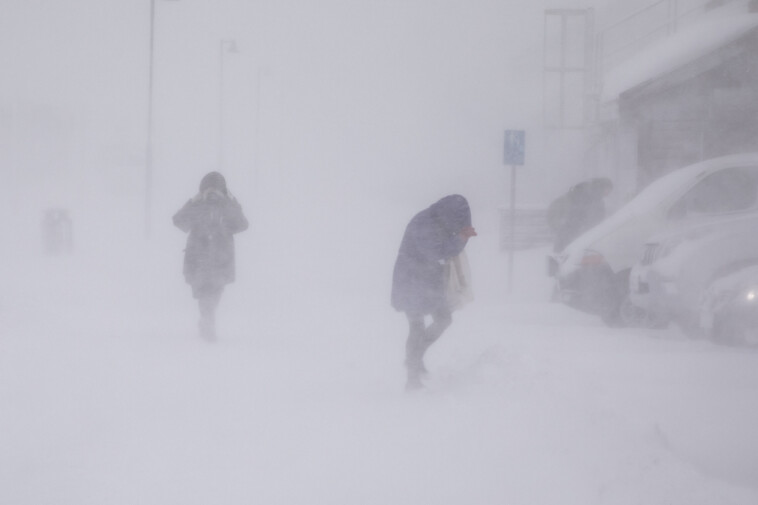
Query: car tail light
[{"left": 580, "top": 250, "right": 606, "bottom": 266}]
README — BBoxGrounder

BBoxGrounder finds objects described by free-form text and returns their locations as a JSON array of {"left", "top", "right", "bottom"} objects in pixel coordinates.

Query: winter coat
[
  {"left": 173, "top": 190, "right": 249, "bottom": 289},
  {"left": 547, "top": 178, "right": 609, "bottom": 252},
  {"left": 391, "top": 195, "right": 471, "bottom": 315}
]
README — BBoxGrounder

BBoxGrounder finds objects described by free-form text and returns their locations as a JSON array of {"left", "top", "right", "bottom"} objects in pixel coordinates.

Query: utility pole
[
  {"left": 144, "top": 0, "right": 180, "bottom": 239},
  {"left": 218, "top": 38, "right": 238, "bottom": 172}
]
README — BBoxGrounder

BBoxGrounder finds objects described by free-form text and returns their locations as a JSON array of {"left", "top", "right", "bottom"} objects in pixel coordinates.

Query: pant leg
[
  {"left": 197, "top": 283, "right": 224, "bottom": 339},
  {"left": 198, "top": 290, "right": 221, "bottom": 322},
  {"left": 405, "top": 313, "right": 427, "bottom": 374},
  {"left": 405, "top": 308, "right": 453, "bottom": 376},
  {"left": 422, "top": 307, "right": 452, "bottom": 353}
]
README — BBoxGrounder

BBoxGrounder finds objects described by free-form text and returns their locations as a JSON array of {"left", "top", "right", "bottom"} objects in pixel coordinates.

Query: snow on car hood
[
  {"left": 561, "top": 164, "right": 705, "bottom": 264},
  {"left": 560, "top": 153, "right": 758, "bottom": 272}
]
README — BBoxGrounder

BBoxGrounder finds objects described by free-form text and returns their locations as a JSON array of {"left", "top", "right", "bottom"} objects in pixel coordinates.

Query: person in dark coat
[
  {"left": 547, "top": 177, "right": 613, "bottom": 253},
  {"left": 391, "top": 194, "right": 477, "bottom": 390},
  {"left": 173, "top": 172, "right": 249, "bottom": 340}
]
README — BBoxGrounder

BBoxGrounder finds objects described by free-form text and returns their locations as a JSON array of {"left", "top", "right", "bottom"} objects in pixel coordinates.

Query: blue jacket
[{"left": 391, "top": 195, "right": 471, "bottom": 314}]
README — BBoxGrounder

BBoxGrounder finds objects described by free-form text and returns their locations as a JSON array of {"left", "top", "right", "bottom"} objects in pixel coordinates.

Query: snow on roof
[{"left": 601, "top": 3, "right": 758, "bottom": 101}]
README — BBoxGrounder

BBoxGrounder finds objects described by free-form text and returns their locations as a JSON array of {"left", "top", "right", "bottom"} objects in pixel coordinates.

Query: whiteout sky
[{"left": 0, "top": 0, "right": 623, "bottom": 224}]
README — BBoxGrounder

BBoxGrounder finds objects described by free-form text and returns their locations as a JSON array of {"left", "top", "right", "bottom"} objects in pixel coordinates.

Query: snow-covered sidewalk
[{"left": 2, "top": 234, "right": 758, "bottom": 504}]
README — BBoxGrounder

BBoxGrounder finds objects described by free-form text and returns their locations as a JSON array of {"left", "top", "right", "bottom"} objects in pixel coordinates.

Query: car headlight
[{"left": 728, "top": 287, "right": 758, "bottom": 306}]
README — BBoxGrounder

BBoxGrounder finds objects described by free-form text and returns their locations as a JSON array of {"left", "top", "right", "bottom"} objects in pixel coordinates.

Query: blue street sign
[{"left": 504, "top": 130, "right": 525, "bottom": 166}]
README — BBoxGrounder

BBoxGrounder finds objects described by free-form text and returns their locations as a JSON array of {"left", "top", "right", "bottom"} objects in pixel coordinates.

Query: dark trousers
[
  {"left": 405, "top": 308, "right": 452, "bottom": 377},
  {"left": 193, "top": 282, "right": 224, "bottom": 339}
]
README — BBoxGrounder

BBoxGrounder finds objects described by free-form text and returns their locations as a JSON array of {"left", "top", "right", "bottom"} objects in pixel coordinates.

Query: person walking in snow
[
  {"left": 173, "top": 172, "right": 249, "bottom": 341},
  {"left": 391, "top": 194, "right": 477, "bottom": 390},
  {"left": 547, "top": 177, "right": 613, "bottom": 253}
]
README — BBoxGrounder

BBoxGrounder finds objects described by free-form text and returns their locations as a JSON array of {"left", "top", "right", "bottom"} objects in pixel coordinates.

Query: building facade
[{"left": 588, "top": 0, "right": 758, "bottom": 191}]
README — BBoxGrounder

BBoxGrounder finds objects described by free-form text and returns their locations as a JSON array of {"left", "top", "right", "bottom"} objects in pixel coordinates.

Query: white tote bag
[{"left": 444, "top": 251, "right": 474, "bottom": 311}]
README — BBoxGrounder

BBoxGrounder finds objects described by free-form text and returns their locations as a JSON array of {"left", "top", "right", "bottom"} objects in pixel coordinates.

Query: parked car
[
  {"left": 700, "top": 265, "right": 758, "bottom": 347},
  {"left": 548, "top": 152, "right": 758, "bottom": 326},
  {"left": 629, "top": 213, "right": 758, "bottom": 334}
]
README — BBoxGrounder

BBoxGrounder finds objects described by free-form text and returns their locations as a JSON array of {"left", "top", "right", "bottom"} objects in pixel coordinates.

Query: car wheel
[
  {"left": 731, "top": 321, "right": 758, "bottom": 347},
  {"left": 617, "top": 294, "right": 670, "bottom": 329},
  {"left": 597, "top": 270, "right": 625, "bottom": 327},
  {"left": 713, "top": 314, "right": 758, "bottom": 347},
  {"left": 676, "top": 315, "right": 705, "bottom": 339},
  {"left": 601, "top": 309, "right": 622, "bottom": 327},
  {"left": 600, "top": 269, "right": 667, "bottom": 328}
]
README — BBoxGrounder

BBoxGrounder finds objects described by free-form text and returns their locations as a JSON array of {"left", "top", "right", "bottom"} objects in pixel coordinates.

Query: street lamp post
[
  {"left": 145, "top": 0, "right": 157, "bottom": 239},
  {"left": 218, "top": 38, "right": 238, "bottom": 172},
  {"left": 145, "top": 0, "right": 180, "bottom": 239}
]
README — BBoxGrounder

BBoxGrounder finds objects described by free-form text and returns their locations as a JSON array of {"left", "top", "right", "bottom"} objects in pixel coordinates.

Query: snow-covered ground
[{"left": 2, "top": 194, "right": 758, "bottom": 505}]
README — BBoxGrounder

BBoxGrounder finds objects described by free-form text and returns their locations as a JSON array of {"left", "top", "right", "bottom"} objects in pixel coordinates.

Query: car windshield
[
  {"left": 560, "top": 156, "right": 758, "bottom": 258},
  {"left": 611, "top": 164, "right": 706, "bottom": 218},
  {"left": 670, "top": 166, "right": 758, "bottom": 218},
  {"left": 561, "top": 163, "right": 707, "bottom": 255}
]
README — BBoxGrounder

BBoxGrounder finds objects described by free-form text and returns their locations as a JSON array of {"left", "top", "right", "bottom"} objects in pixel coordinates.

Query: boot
[
  {"left": 405, "top": 370, "right": 424, "bottom": 391},
  {"left": 199, "top": 317, "right": 216, "bottom": 342}
]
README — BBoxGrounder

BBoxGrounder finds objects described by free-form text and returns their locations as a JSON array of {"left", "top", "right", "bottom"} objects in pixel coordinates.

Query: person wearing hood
[
  {"left": 173, "top": 172, "right": 249, "bottom": 341},
  {"left": 547, "top": 177, "right": 613, "bottom": 253},
  {"left": 391, "top": 194, "right": 477, "bottom": 390}
]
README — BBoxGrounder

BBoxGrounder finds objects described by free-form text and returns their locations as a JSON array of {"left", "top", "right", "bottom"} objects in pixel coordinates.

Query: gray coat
[{"left": 173, "top": 191, "right": 249, "bottom": 289}]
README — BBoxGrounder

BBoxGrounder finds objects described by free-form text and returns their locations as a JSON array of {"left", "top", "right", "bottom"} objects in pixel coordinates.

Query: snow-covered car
[
  {"left": 548, "top": 152, "right": 758, "bottom": 326},
  {"left": 629, "top": 213, "right": 758, "bottom": 333},
  {"left": 700, "top": 265, "right": 758, "bottom": 347}
]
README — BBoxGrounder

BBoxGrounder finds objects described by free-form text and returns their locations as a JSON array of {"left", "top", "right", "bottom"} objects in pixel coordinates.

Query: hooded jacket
[
  {"left": 391, "top": 195, "right": 471, "bottom": 314},
  {"left": 173, "top": 173, "right": 249, "bottom": 289}
]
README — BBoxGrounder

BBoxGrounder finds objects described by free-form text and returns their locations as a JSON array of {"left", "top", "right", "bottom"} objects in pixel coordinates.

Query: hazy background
[
  {"left": 0, "top": 0, "right": 631, "bottom": 245},
  {"left": 5, "top": 3, "right": 758, "bottom": 504}
]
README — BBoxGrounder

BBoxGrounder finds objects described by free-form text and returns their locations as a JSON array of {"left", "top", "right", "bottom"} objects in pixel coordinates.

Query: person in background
[
  {"left": 547, "top": 177, "right": 613, "bottom": 253},
  {"left": 42, "top": 208, "right": 73, "bottom": 255},
  {"left": 391, "top": 194, "right": 477, "bottom": 390},
  {"left": 173, "top": 172, "right": 249, "bottom": 341}
]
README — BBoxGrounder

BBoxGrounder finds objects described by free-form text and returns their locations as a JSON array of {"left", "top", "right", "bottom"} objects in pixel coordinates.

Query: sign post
[{"left": 504, "top": 130, "right": 525, "bottom": 292}]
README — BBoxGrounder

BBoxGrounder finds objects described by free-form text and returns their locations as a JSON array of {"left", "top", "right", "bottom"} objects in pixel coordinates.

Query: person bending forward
[{"left": 391, "top": 194, "right": 476, "bottom": 390}]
